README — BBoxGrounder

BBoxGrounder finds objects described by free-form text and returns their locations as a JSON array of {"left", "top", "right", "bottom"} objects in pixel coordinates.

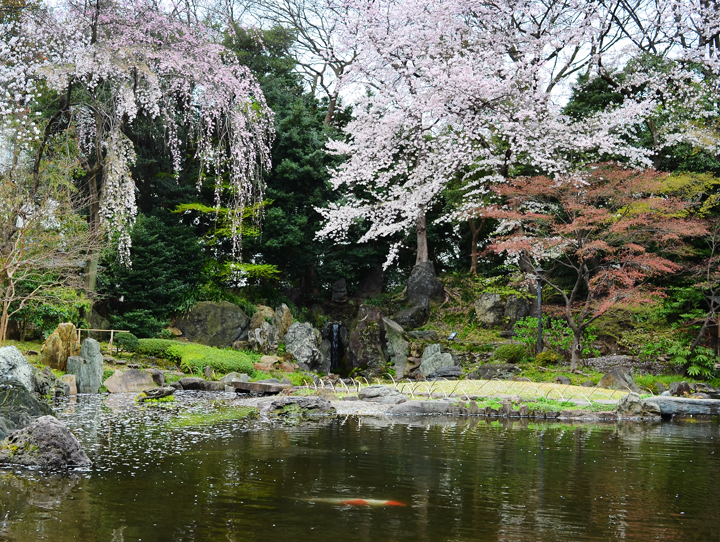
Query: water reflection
[{"left": 0, "top": 394, "right": 718, "bottom": 541}]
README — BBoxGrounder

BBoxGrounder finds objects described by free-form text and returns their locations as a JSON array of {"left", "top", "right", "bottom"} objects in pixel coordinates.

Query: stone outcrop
[
  {"left": 597, "top": 366, "right": 640, "bottom": 392},
  {"left": 174, "top": 301, "right": 249, "bottom": 348},
  {"left": 331, "top": 278, "right": 348, "bottom": 303},
  {"left": 669, "top": 381, "right": 693, "bottom": 397},
  {"left": 285, "top": 322, "right": 325, "bottom": 373},
  {"left": 392, "top": 301, "right": 429, "bottom": 330},
  {"left": 383, "top": 318, "right": 408, "bottom": 378},
  {"left": 104, "top": 369, "right": 156, "bottom": 393},
  {"left": 33, "top": 366, "right": 70, "bottom": 398},
  {"left": 642, "top": 396, "right": 720, "bottom": 418},
  {"left": 616, "top": 392, "right": 643, "bottom": 418},
  {"left": 0, "top": 346, "right": 36, "bottom": 392},
  {"left": 38, "top": 323, "right": 80, "bottom": 371},
  {"left": 249, "top": 305, "right": 275, "bottom": 332},
  {"left": 504, "top": 295, "right": 530, "bottom": 326},
  {"left": 0, "top": 416, "right": 91, "bottom": 468},
  {"left": 348, "top": 306, "right": 386, "bottom": 375},
  {"left": 467, "top": 364, "right": 521, "bottom": 380},
  {"left": 418, "top": 344, "right": 456, "bottom": 378},
  {"left": 406, "top": 262, "right": 444, "bottom": 306},
  {"left": 358, "top": 385, "right": 407, "bottom": 404},
  {"left": 248, "top": 321, "right": 278, "bottom": 354},
  {"left": 427, "top": 366, "right": 463, "bottom": 379},
  {"left": 474, "top": 294, "right": 505, "bottom": 327},
  {"left": 259, "top": 396, "right": 336, "bottom": 416},
  {"left": 273, "top": 304, "right": 293, "bottom": 341},
  {"left": 0, "top": 379, "right": 53, "bottom": 439},
  {"left": 66, "top": 339, "right": 104, "bottom": 394}
]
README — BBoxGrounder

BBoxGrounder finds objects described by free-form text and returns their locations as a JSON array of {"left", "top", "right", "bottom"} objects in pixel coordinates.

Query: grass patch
[
  {"left": 169, "top": 406, "right": 257, "bottom": 428},
  {"left": 136, "top": 339, "right": 178, "bottom": 357},
  {"left": 634, "top": 374, "right": 706, "bottom": 393},
  {"left": 166, "top": 343, "right": 259, "bottom": 376},
  {"left": 250, "top": 370, "right": 314, "bottom": 386}
]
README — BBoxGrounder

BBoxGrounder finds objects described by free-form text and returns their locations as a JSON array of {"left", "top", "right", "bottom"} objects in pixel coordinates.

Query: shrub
[
  {"left": 156, "top": 328, "right": 175, "bottom": 340},
  {"left": 136, "top": 338, "right": 177, "bottom": 357},
  {"left": 165, "top": 343, "right": 259, "bottom": 376},
  {"left": 111, "top": 309, "right": 167, "bottom": 339},
  {"left": 115, "top": 332, "right": 139, "bottom": 353},
  {"left": 535, "top": 351, "right": 560, "bottom": 366},
  {"left": 492, "top": 344, "right": 528, "bottom": 363}
]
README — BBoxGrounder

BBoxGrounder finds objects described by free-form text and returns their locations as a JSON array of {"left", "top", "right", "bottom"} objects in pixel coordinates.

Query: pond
[{"left": 1, "top": 393, "right": 720, "bottom": 542}]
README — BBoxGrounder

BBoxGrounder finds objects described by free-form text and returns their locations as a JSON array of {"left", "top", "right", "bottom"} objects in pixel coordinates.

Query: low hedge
[
  {"left": 136, "top": 339, "right": 178, "bottom": 357},
  {"left": 165, "top": 343, "right": 259, "bottom": 376}
]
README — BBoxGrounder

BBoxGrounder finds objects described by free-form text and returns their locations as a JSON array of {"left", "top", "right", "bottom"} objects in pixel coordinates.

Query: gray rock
[
  {"left": 0, "top": 415, "right": 91, "bottom": 468},
  {"left": 407, "top": 261, "right": 445, "bottom": 306},
  {"left": 37, "top": 323, "right": 80, "bottom": 371},
  {"left": 597, "top": 366, "right": 640, "bottom": 393},
  {"left": 332, "top": 278, "right": 348, "bottom": 303},
  {"left": 138, "top": 387, "right": 174, "bottom": 401},
  {"left": 169, "top": 381, "right": 182, "bottom": 390},
  {"left": 0, "top": 379, "right": 53, "bottom": 439},
  {"left": 32, "top": 366, "right": 69, "bottom": 398},
  {"left": 418, "top": 344, "right": 455, "bottom": 378},
  {"left": 174, "top": 301, "right": 250, "bottom": 348},
  {"left": 220, "top": 372, "right": 250, "bottom": 384},
  {"left": 256, "top": 378, "right": 283, "bottom": 384},
  {"left": 146, "top": 368, "right": 165, "bottom": 387},
  {"left": 553, "top": 375, "right": 572, "bottom": 385},
  {"left": 355, "top": 263, "right": 384, "bottom": 299},
  {"left": 392, "top": 302, "right": 429, "bottom": 330},
  {"left": 66, "top": 339, "right": 104, "bottom": 394},
  {"left": 273, "top": 304, "right": 293, "bottom": 341},
  {"left": 616, "top": 392, "right": 643, "bottom": 418},
  {"left": 427, "top": 366, "right": 463, "bottom": 379},
  {"left": 285, "top": 322, "right": 325, "bottom": 373},
  {"left": 259, "top": 396, "right": 336, "bottom": 416},
  {"left": 669, "top": 381, "right": 693, "bottom": 397},
  {"left": 656, "top": 382, "right": 667, "bottom": 394},
  {"left": 475, "top": 293, "right": 505, "bottom": 327},
  {"left": 358, "top": 385, "right": 407, "bottom": 404},
  {"left": 383, "top": 318, "right": 408, "bottom": 378},
  {"left": 0, "top": 346, "right": 35, "bottom": 391},
  {"left": 348, "top": 306, "right": 386, "bottom": 375},
  {"left": 467, "top": 364, "right": 521, "bottom": 380},
  {"left": 104, "top": 369, "right": 156, "bottom": 393},
  {"left": 407, "top": 330, "right": 440, "bottom": 341},
  {"left": 177, "top": 377, "right": 207, "bottom": 390},
  {"left": 504, "top": 295, "right": 530, "bottom": 325},
  {"left": 248, "top": 320, "right": 278, "bottom": 354},
  {"left": 642, "top": 396, "right": 720, "bottom": 418},
  {"left": 581, "top": 380, "right": 595, "bottom": 388},
  {"left": 388, "top": 400, "right": 452, "bottom": 415}
]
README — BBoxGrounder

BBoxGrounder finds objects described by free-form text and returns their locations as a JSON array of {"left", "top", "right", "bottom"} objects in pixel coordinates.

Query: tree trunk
[
  {"left": 416, "top": 205, "right": 429, "bottom": 264},
  {"left": 323, "top": 94, "right": 337, "bottom": 127},
  {"left": 469, "top": 218, "right": 484, "bottom": 275},
  {"left": 570, "top": 333, "right": 582, "bottom": 371},
  {"left": 84, "top": 168, "right": 102, "bottom": 295}
]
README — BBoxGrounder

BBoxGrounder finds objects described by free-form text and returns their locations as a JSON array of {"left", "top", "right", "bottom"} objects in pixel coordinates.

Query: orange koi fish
[{"left": 303, "top": 497, "right": 406, "bottom": 507}]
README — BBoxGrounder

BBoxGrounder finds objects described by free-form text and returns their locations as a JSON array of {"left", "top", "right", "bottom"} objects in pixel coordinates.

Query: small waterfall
[{"left": 330, "top": 322, "right": 341, "bottom": 372}]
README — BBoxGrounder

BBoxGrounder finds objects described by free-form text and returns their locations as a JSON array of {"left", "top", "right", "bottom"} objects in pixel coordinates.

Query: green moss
[
  {"left": 169, "top": 406, "right": 258, "bottom": 428},
  {"left": 493, "top": 344, "right": 529, "bottom": 363}
]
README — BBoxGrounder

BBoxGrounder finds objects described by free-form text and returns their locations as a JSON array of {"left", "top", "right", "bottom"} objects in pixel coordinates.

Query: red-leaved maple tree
[{"left": 483, "top": 163, "right": 708, "bottom": 370}]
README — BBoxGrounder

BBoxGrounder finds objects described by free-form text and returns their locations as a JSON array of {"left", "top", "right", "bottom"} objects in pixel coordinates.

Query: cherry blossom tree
[
  {"left": 316, "top": 0, "right": 652, "bottom": 267},
  {"left": 0, "top": 0, "right": 274, "bottom": 291},
  {"left": 484, "top": 163, "right": 707, "bottom": 370}
]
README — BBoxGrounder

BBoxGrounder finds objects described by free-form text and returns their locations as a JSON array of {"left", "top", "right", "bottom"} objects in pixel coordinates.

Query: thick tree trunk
[
  {"left": 323, "top": 94, "right": 337, "bottom": 127},
  {"left": 570, "top": 333, "right": 582, "bottom": 371},
  {"left": 469, "top": 218, "right": 484, "bottom": 275},
  {"left": 416, "top": 205, "right": 429, "bottom": 264}
]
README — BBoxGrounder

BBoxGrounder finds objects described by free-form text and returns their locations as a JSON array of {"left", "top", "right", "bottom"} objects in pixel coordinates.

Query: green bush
[
  {"left": 115, "top": 332, "right": 139, "bottom": 353},
  {"left": 492, "top": 344, "right": 529, "bottom": 363},
  {"left": 136, "top": 338, "right": 177, "bottom": 357},
  {"left": 535, "top": 351, "right": 560, "bottom": 366},
  {"left": 165, "top": 343, "right": 259, "bottom": 376}
]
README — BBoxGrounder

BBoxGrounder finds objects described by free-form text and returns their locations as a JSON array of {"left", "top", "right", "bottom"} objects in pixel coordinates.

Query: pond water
[{"left": 2, "top": 393, "right": 720, "bottom": 542}]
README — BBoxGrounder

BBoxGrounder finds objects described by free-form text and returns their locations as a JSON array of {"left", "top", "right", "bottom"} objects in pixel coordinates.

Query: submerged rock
[
  {"left": 259, "top": 396, "right": 336, "bottom": 417},
  {"left": 138, "top": 387, "right": 175, "bottom": 401},
  {"left": 0, "top": 416, "right": 91, "bottom": 469},
  {"left": 388, "top": 401, "right": 453, "bottom": 415}
]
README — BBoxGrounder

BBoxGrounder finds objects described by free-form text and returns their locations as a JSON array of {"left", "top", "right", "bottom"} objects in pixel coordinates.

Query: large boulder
[
  {"left": 669, "top": 381, "right": 693, "bottom": 397},
  {"left": 285, "top": 322, "right": 325, "bottom": 373},
  {"left": 597, "top": 366, "right": 640, "bottom": 393},
  {"left": 33, "top": 366, "right": 70, "bottom": 398},
  {"left": 504, "top": 295, "right": 530, "bottom": 326},
  {"left": 392, "top": 301, "right": 429, "bottom": 330},
  {"left": 348, "top": 306, "right": 386, "bottom": 375},
  {"left": 103, "top": 369, "right": 156, "bottom": 393},
  {"left": 259, "top": 396, "right": 336, "bottom": 416},
  {"left": 38, "top": 323, "right": 80, "bottom": 371},
  {"left": 66, "top": 338, "right": 104, "bottom": 394},
  {"left": 383, "top": 318, "right": 408, "bottom": 378},
  {"left": 407, "top": 262, "right": 444, "bottom": 306},
  {"left": 474, "top": 294, "right": 505, "bottom": 327},
  {"left": 0, "top": 416, "right": 91, "bottom": 468},
  {"left": 273, "top": 304, "right": 294, "bottom": 341},
  {"left": 0, "top": 379, "right": 53, "bottom": 439},
  {"left": 0, "top": 346, "right": 35, "bottom": 391},
  {"left": 174, "top": 301, "right": 249, "bottom": 348},
  {"left": 616, "top": 392, "right": 643, "bottom": 418},
  {"left": 642, "top": 396, "right": 720, "bottom": 418},
  {"left": 248, "top": 321, "right": 278, "bottom": 354},
  {"left": 358, "top": 385, "right": 407, "bottom": 404},
  {"left": 418, "top": 344, "right": 456, "bottom": 378},
  {"left": 249, "top": 305, "right": 275, "bottom": 332}
]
